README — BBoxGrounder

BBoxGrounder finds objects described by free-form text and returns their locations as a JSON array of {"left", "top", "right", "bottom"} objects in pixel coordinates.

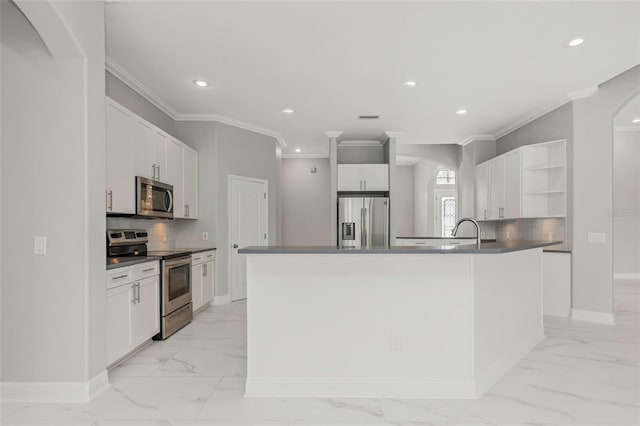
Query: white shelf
[
  {"left": 524, "top": 190, "right": 566, "bottom": 195},
  {"left": 526, "top": 164, "right": 565, "bottom": 171}
]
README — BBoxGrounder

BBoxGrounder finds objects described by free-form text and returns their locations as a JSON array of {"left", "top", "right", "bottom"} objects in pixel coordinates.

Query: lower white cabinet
[
  {"left": 543, "top": 252, "right": 571, "bottom": 317},
  {"left": 106, "top": 261, "right": 160, "bottom": 366},
  {"left": 192, "top": 251, "right": 215, "bottom": 312}
]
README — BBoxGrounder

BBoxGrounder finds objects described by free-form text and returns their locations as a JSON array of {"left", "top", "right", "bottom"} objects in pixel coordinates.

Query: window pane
[{"left": 436, "top": 169, "right": 456, "bottom": 185}]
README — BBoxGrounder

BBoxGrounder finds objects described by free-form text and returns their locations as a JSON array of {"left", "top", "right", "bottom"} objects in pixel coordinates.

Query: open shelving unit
[{"left": 521, "top": 140, "right": 567, "bottom": 218}]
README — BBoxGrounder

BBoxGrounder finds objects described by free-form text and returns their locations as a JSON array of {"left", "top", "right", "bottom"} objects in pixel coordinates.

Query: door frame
[
  {"left": 227, "top": 174, "right": 269, "bottom": 302},
  {"left": 434, "top": 189, "right": 457, "bottom": 237}
]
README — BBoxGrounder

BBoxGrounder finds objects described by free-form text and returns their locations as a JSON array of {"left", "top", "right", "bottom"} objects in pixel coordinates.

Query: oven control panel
[{"left": 107, "top": 229, "right": 149, "bottom": 246}]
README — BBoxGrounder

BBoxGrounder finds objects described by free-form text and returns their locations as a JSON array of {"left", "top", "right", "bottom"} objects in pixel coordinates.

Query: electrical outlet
[
  {"left": 506, "top": 231, "right": 511, "bottom": 239},
  {"left": 34, "top": 236, "right": 47, "bottom": 255},
  {"left": 588, "top": 232, "right": 606, "bottom": 243},
  {"left": 548, "top": 232, "right": 553, "bottom": 241},
  {"left": 162, "top": 233, "right": 167, "bottom": 242},
  {"left": 390, "top": 334, "right": 401, "bottom": 351},
  {"left": 202, "top": 232, "right": 209, "bottom": 241}
]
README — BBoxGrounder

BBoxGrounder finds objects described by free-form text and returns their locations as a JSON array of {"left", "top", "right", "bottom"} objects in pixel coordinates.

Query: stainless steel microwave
[{"left": 136, "top": 176, "right": 173, "bottom": 219}]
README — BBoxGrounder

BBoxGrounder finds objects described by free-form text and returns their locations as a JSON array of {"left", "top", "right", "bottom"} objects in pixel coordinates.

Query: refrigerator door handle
[
  {"left": 360, "top": 207, "right": 365, "bottom": 247},
  {"left": 383, "top": 200, "right": 389, "bottom": 247}
]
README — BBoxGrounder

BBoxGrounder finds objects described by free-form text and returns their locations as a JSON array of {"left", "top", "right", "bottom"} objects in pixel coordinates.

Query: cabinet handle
[
  {"left": 193, "top": 257, "right": 202, "bottom": 262},
  {"left": 156, "top": 165, "right": 160, "bottom": 180},
  {"left": 484, "top": 209, "right": 487, "bottom": 220},
  {"left": 142, "top": 267, "right": 155, "bottom": 273},
  {"left": 206, "top": 254, "right": 214, "bottom": 258},
  {"left": 136, "top": 282, "right": 141, "bottom": 303},
  {"left": 184, "top": 205, "right": 188, "bottom": 217},
  {"left": 203, "top": 264, "right": 207, "bottom": 277},
  {"left": 112, "top": 274, "right": 128, "bottom": 280},
  {"left": 131, "top": 283, "right": 137, "bottom": 304},
  {"left": 364, "top": 180, "right": 367, "bottom": 191},
  {"left": 107, "top": 190, "right": 113, "bottom": 211}
]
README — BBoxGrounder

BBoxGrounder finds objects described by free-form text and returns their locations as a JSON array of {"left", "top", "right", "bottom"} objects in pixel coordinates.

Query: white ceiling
[{"left": 105, "top": 1, "right": 640, "bottom": 156}]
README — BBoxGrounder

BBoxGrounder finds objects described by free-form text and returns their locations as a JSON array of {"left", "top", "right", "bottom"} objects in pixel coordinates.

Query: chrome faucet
[{"left": 451, "top": 217, "right": 481, "bottom": 249}]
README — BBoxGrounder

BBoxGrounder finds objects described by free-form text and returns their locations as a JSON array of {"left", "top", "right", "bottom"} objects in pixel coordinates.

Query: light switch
[
  {"left": 34, "top": 236, "right": 47, "bottom": 255},
  {"left": 202, "top": 232, "right": 209, "bottom": 241},
  {"left": 588, "top": 232, "right": 606, "bottom": 243}
]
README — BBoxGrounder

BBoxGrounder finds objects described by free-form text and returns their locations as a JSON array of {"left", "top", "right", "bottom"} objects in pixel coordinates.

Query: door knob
[{"left": 233, "top": 244, "right": 239, "bottom": 249}]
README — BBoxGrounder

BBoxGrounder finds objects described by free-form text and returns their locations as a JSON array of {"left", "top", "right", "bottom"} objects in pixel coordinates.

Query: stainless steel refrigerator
[{"left": 338, "top": 197, "right": 389, "bottom": 248}]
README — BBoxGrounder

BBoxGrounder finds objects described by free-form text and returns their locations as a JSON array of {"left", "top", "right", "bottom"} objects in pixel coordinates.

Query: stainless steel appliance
[
  {"left": 106, "top": 229, "right": 192, "bottom": 340},
  {"left": 338, "top": 197, "right": 389, "bottom": 248},
  {"left": 136, "top": 176, "right": 174, "bottom": 219}
]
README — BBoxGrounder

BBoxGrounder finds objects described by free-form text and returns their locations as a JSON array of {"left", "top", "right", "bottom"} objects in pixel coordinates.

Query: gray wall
[
  {"left": 572, "top": 65, "right": 639, "bottom": 314},
  {"left": 106, "top": 70, "right": 176, "bottom": 136},
  {"left": 175, "top": 121, "right": 280, "bottom": 298},
  {"left": 395, "top": 165, "right": 415, "bottom": 237},
  {"left": 337, "top": 145, "right": 386, "bottom": 164},
  {"left": 613, "top": 130, "right": 640, "bottom": 274},
  {"left": 1, "top": 0, "right": 106, "bottom": 383},
  {"left": 281, "top": 158, "right": 332, "bottom": 245}
]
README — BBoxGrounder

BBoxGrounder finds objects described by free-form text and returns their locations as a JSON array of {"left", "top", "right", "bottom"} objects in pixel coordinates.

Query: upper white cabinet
[
  {"left": 106, "top": 102, "right": 135, "bottom": 214},
  {"left": 337, "top": 164, "right": 389, "bottom": 191},
  {"left": 106, "top": 97, "right": 198, "bottom": 218},
  {"left": 475, "top": 139, "right": 566, "bottom": 221}
]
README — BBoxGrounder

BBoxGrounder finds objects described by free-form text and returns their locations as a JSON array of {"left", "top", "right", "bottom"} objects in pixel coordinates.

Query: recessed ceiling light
[
  {"left": 404, "top": 81, "right": 417, "bottom": 87},
  {"left": 566, "top": 38, "right": 584, "bottom": 47},
  {"left": 282, "top": 109, "right": 294, "bottom": 114},
  {"left": 295, "top": 148, "right": 301, "bottom": 153},
  {"left": 193, "top": 80, "right": 209, "bottom": 87},
  {"left": 456, "top": 109, "right": 468, "bottom": 115}
]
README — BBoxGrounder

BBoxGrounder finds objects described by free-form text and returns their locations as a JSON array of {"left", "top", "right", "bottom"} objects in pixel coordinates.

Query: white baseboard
[
  {"left": 212, "top": 294, "right": 231, "bottom": 305},
  {"left": 614, "top": 273, "right": 640, "bottom": 280},
  {"left": 1, "top": 370, "right": 110, "bottom": 403},
  {"left": 571, "top": 308, "right": 616, "bottom": 325},
  {"left": 245, "top": 376, "right": 476, "bottom": 399},
  {"left": 475, "top": 331, "right": 545, "bottom": 396}
]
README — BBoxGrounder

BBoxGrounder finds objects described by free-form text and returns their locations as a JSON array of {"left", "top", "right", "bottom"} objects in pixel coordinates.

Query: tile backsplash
[
  {"left": 495, "top": 217, "right": 567, "bottom": 250},
  {"left": 107, "top": 217, "right": 177, "bottom": 251}
]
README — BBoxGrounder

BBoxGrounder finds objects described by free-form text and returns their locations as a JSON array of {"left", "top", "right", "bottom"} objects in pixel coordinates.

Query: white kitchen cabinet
[
  {"left": 504, "top": 150, "right": 522, "bottom": 219},
  {"left": 106, "top": 101, "right": 135, "bottom": 214},
  {"left": 488, "top": 157, "right": 505, "bottom": 220},
  {"left": 191, "top": 251, "right": 215, "bottom": 312},
  {"left": 166, "top": 138, "right": 185, "bottom": 218},
  {"left": 153, "top": 130, "right": 168, "bottom": 182},
  {"left": 183, "top": 146, "right": 198, "bottom": 219},
  {"left": 105, "top": 261, "right": 160, "bottom": 366},
  {"left": 337, "top": 164, "right": 388, "bottom": 191},
  {"left": 543, "top": 252, "right": 571, "bottom": 317},
  {"left": 475, "top": 162, "right": 489, "bottom": 221},
  {"left": 132, "top": 118, "right": 155, "bottom": 180}
]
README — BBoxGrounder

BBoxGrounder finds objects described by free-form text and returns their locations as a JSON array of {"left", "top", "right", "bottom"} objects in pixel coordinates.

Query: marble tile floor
[{"left": 2, "top": 280, "right": 638, "bottom": 426}]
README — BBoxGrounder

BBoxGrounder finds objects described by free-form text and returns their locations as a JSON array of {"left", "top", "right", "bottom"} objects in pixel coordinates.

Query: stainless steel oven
[
  {"left": 136, "top": 176, "right": 173, "bottom": 219},
  {"left": 157, "top": 254, "right": 192, "bottom": 339}
]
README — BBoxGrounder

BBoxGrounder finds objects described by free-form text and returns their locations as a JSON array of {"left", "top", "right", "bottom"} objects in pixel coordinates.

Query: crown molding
[
  {"left": 458, "top": 135, "right": 496, "bottom": 146},
  {"left": 338, "top": 140, "right": 385, "bottom": 147},
  {"left": 281, "top": 153, "right": 330, "bottom": 159},
  {"left": 614, "top": 126, "right": 640, "bottom": 132},
  {"left": 567, "top": 86, "right": 599, "bottom": 101},
  {"left": 384, "top": 131, "right": 403, "bottom": 138},
  {"left": 324, "top": 131, "right": 343, "bottom": 138},
  {"left": 106, "top": 56, "right": 179, "bottom": 118},
  {"left": 106, "top": 56, "right": 287, "bottom": 148},
  {"left": 176, "top": 113, "right": 287, "bottom": 148}
]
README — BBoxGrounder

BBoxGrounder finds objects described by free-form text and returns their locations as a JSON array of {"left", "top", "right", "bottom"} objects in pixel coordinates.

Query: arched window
[{"left": 436, "top": 169, "right": 456, "bottom": 185}]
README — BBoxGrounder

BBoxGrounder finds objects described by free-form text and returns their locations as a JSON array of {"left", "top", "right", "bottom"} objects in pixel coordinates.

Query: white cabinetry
[
  {"left": 488, "top": 157, "right": 505, "bottom": 220},
  {"left": 106, "top": 101, "right": 135, "bottom": 214},
  {"left": 337, "top": 164, "right": 389, "bottom": 191},
  {"left": 106, "top": 97, "right": 198, "bottom": 217},
  {"left": 106, "top": 261, "right": 160, "bottom": 366},
  {"left": 504, "top": 150, "right": 521, "bottom": 219},
  {"left": 475, "top": 162, "right": 489, "bottom": 221},
  {"left": 191, "top": 251, "right": 215, "bottom": 312}
]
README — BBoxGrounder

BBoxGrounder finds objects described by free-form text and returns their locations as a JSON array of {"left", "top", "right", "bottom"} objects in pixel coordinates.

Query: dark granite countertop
[
  {"left": 106, "top": 256, "right": 161, "bottom": 270},
  {"left": 239, "top": 240, "right": 562, "bottom": 255}
]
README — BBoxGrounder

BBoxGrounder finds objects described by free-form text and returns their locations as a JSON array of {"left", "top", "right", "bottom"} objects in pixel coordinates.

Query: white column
[
  {"left": 325, "top": 131, "right": 342, "bottom": 246},
  {"left": 385, "top": 132, "right": 401, "bottom": 245}
]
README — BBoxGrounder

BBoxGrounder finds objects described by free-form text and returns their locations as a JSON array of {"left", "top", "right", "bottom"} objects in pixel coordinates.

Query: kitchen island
[{"left": 239, "top": 240, "right": 558, "bottom": 399}]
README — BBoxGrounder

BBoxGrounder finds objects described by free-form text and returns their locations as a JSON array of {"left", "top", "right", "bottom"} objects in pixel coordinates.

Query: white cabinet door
[
  {"left": 134, "top": 275, "right": 160, "bottom": 346},
  {"left": 192, "top": 263, "right": 204, "bottom": 311},
  {"left": 488, "top": 157, "right": 505, "bottom": 220},
  {"left": 475, "top": 162, "right": 489, "bottom": 221},
  {"left": 504, "top": 151, "right": 521, "bottom": 219},
  {"left": 131, "top": 118, "right": 155, "bottom": 180},
  {"left": 183, "top": 147, "right": 198, "bottom": 219},
  {"left": 106, "top": 102, "right": 135, "bottom": 214},
  {"left": 361, "top": 164, "right": 389, "bottom": 191},
  {"left": 153, "top": 130, "right": 168, "bottom": 183},
  {"left": 166, "top": 139, "right": 185, "bottom": 218},
  {"left": 202, "top": 260, "right": 214, "bottom": 306},
  {"left": 337, "top": 165, "right": 362, "bottom": 191},
  {"left": 106, "top": 283, "right": 135, "bottom": 365}
]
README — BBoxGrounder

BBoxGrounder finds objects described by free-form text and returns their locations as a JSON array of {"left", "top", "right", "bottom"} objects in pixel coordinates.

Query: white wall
[
  {"left": 613, "top": 130, "right": 640, "bottom": 275},
  {"left": 281, "top": 158, "right": 332, "bottom": 245},
  {"left": 394, "top": 165, "right": 415, "bottom": 237},
  {"left": 1, "top": 0, "right": 106, "bottom": 387}
]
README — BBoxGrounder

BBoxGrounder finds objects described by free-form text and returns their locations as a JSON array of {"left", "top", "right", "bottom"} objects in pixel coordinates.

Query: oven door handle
[
  {"left": 164, "top": 257, "right": 191, "bottom": 269},
  {"left": 164, "top": 189, "right": 173, "bottom": 213}
]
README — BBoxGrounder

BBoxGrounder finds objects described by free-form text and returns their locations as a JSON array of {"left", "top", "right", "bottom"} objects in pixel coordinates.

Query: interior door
[{"left": 230, "top": 176, "right": 268, "bottom": 301}]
